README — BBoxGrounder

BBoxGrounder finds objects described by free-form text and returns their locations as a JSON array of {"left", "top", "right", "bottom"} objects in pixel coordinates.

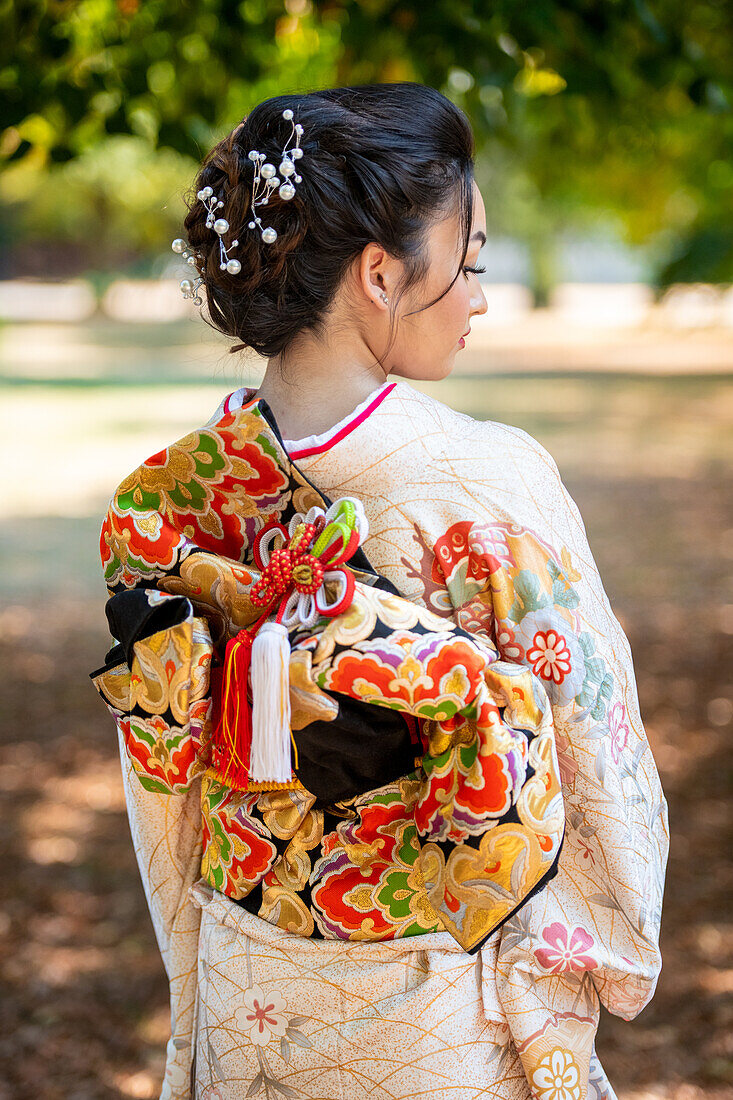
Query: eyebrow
[{"left": 471, "top": 231, "right": 487, "bottom": 246}]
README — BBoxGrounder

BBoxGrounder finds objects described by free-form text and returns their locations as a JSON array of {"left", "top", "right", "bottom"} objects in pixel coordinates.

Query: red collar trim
[
  {"left": 287, "top": 382, "right": 397, "bottom": 459},
  {"left": 220, "top": 381, "right": 396, "bottom": 457}
]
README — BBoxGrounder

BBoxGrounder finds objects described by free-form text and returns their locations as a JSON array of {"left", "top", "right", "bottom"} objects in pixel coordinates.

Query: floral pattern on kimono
[
  {"left": 92, "top": 379, "right": 668, "bottom": 1100},
  {"left": 289, "top": 380, "right": 669, "bottom": 1100}
]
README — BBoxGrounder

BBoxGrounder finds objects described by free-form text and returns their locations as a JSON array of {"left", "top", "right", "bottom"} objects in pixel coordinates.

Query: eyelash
[{"left": 463, "top": 264, "right": 487, "bottom": 279}]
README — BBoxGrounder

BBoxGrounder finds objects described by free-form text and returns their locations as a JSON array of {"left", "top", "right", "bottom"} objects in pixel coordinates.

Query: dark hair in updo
[{"left": 182, "top": 82, "right": 475, "bottom": 361}]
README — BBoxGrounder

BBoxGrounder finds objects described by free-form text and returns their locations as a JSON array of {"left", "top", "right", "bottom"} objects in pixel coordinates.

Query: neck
[{"left": 256, "top": 337, "right": 389, "bottom": 440}]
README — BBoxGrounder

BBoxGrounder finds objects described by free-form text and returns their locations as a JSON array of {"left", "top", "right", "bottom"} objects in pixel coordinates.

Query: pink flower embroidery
[
  {"left": 527, "top": 629, "right": 573, "bottom": 685},
  {"left": 234, "top": 984, "right": 288, "bottom": 1046},
  {"left": 534, "top": 923, "right": 597, "bottom": 974},
  {"left": 608, "top": 701, "right": 630, "bottom": 763},
  {"left": 609, "top": 980, "right": 648, "bottom": 1019}
]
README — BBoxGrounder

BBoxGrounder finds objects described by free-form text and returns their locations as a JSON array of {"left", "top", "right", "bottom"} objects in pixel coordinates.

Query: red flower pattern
[
  {"left": 495, "top": 622, "right": 523, "bottom": 661},
  {"left": 526, "top": 629, "right": 572, "bottom": 685}
]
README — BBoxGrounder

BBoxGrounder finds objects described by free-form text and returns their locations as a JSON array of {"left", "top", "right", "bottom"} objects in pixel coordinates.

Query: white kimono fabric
[{"left": 116, "top": 380, "right": 669, "bottom": 1099}]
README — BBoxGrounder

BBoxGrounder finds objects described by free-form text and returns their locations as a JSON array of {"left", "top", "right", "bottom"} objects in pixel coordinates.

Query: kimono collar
[
  {"left": 100, "top": 375, "right": 399, "bottom": 597},
  {"left": 215, "top": 378, "right": 398, "bottom": 459}
]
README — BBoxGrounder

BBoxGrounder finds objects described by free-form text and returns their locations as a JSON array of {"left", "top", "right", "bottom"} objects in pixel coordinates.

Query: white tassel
[{"left": 249, "top": 620, "right": 293, "bottom": 782}]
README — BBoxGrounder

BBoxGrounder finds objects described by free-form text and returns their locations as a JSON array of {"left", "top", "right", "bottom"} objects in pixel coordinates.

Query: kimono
[{"left": 91, "top": 376, "right": 668, "bottom": 1100}]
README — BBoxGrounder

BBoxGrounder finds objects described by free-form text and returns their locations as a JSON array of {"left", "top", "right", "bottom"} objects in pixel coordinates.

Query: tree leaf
[
  {"left": 270, "top": 1081, "right": 299, "bottom": 1098},
  {"left": 584, "top": 656, "right": 606, "bottom": 685},
  {"left": 509, "top": 570, "right": 551, "bottom": 618},
  {"left": 497, "top": 1044, "right": 513, "bottom": 1075},
  {"left": 582, "top": 722, "right": 608, "bottom": 741},
  {"left": 247, "top": 1072, "right": 263, "bottom": 1097},
  {"left": 208, "top": 1041, "right": 226, "bottom": 1081},
  {"left": 499, "top": 931, "right": 524, "bottom": 957},
  {"left": 575, "top": 683, "right": 594, "bottom": 708},
  {"left": 586, "top": 892, "right": 621, "bottom": 911},
  {"left": 286, "top": 1027, "right": 312, "bottom": 1048},
  {"left": 280, "top": 1036, "right": 291, "bottom": 1063},
  {"left": 652, "top": 801, "right": 667, "bottom": 824},
  {"left": 288, "top": 1016, "right": 309, "bottom": 1027},
  {"left": 631, "top": 741, "right": 646, "bottom": 773}
]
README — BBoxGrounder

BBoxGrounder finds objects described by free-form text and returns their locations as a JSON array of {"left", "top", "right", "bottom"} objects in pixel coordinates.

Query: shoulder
[
  {"left": 396, "top": 381, "right": 587, "bottom": 534},
  {"left": 394, "top": 380, "right": 562, "bottom": 478}
]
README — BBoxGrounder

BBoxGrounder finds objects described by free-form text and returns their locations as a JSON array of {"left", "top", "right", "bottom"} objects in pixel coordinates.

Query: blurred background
[{"left": 1, "top": 2, "right": 731, "bottom": 1098}]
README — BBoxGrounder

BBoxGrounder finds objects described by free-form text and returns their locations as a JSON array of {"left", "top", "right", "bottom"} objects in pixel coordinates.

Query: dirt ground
[{"left": 0, "top": 339, "right": 731, "bottom": 1098}]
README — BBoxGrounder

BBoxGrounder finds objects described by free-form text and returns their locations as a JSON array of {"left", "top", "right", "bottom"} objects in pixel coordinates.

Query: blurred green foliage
[{"left": 1, "top": 0, "right": 732, "bottom": 291}]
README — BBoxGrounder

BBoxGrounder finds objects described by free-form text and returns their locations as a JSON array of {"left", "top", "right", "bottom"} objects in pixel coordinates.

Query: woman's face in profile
[{"left": 389, "top": 178, "right": 488, "bottom": 382}]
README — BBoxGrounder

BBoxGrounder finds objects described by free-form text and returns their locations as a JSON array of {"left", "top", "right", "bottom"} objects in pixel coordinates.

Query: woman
[{"left": 93, "top": 83, "right": 668, "bottom": 1100}]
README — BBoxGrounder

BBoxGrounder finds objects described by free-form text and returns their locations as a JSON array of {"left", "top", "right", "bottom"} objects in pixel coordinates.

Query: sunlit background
[{"left": 1, "top": 3, "right": 731, "bottom": 1098}]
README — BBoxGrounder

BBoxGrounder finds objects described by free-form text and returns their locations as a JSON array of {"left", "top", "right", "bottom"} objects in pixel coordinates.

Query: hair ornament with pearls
[{"left": 172, "top": 107, "right": 305, "bottom": 303}]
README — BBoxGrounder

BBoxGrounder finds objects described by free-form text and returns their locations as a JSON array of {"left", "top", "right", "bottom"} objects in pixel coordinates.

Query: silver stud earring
[{"left": 380, "top": 292, "right": 389, "bottom": 303}]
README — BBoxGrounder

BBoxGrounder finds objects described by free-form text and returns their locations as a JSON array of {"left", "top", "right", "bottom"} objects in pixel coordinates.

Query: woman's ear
[{"left": 358, "top": 242, "right": 394, "bottom": 308}]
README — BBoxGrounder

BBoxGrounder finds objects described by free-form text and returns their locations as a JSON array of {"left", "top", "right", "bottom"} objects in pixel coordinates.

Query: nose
[{"left": 471, "top": 281, "right": 488, "bottom": 317}]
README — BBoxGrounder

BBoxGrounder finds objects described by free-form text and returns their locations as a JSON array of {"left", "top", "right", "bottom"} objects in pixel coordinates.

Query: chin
[
  {"left": 391, "top": 358, "right": 455, "bottom": 383},
  {"left": 430, "top": 357, "right": 456, "bottom": 381}
]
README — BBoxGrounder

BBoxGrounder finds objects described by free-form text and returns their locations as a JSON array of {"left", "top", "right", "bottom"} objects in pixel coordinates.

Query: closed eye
[{"left": 463, "top": 264, "right": 487, "bottom": 279}]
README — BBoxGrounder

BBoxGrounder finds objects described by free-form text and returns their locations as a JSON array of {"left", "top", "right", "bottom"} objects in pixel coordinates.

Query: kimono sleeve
[
  {"left": 92, "top": 591, "right": 214, "bottom": 795},
  {"left": 440, "top": 427, "right": 669, "bottom": 1092},
  {"left": 117, "top": 729, "right": 203, "bottom": 1100},
  {"left": 91, "top": 593, "right": 211, "bottom": 1098}
]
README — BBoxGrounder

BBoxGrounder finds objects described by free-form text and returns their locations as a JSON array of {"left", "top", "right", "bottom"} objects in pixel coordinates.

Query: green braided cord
[
  {"left": 311, "top": 519, "right": 350, "bottom": 559},
  {"left": 311, "top": 499, "right": 357, "bottom": 558}
]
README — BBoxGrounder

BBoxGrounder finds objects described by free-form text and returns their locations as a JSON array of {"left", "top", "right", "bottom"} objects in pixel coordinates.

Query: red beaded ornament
[
  {"left": 210, "top": 510, "right": 358, "bottom": 790},
  {"left": 250, "top": 521, "right": 326, "bottom": 608}
]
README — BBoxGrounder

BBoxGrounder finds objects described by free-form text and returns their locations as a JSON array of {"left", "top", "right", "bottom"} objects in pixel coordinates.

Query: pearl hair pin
[
  {"left": 170, "top": 239, "right": 205, "bottom": 303},
  {"left": 247, "top": 107, "right": 304, "bottom": 245},
  {"left": 171, "top": 106, "right": 305, "bottom": 302},
  {"left": 199, "top": 187, "right": 242, "bottom": 274}
]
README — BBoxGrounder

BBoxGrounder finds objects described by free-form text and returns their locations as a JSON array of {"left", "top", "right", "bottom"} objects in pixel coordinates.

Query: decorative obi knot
[
  {"left": 251, "top": 521, "right": 325, "bottom": 604},
  {"left": 211, "top": 498, "right": 369, "bottom": 790},
  {"left": 251, "top": 501, "right": 366, "bottom": 628}
]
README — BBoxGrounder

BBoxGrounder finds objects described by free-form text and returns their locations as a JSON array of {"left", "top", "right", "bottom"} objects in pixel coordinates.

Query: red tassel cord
[
  {"left": 209, "top": 607, "right": 270, "bottom": 789},
  {"left": 209, "top": 507, "right": 363, "bottom": 790}
]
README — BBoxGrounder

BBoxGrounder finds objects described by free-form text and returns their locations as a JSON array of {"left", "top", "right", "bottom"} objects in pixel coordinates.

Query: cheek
[
  {"left": 438, "top": 280, "right": 469, "bottom": 327},
  {"left": 401, "top": 274, "right": 467, "bottom": 343}
]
